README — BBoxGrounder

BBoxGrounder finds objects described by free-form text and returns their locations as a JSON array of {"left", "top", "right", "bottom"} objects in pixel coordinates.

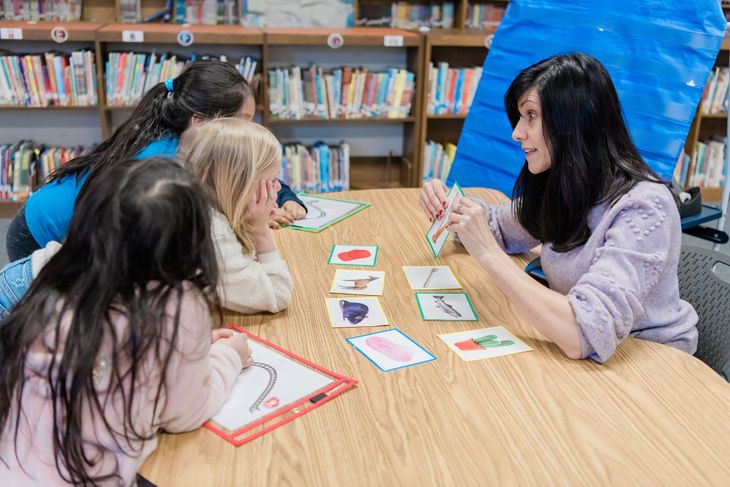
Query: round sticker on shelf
[
  {"left": 327, "top": 33, "right": 344, "bottom": 49},
  {"left": 51, "top": 26, "right": 69, "bottom": 44},
  {"left": 177, "top": 30, "right": 194, "bottom": 47}
]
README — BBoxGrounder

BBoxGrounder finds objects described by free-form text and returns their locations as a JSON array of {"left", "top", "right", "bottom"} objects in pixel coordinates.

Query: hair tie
[{"left": 164, "top": 79, "right": 174, "bottom": 93}]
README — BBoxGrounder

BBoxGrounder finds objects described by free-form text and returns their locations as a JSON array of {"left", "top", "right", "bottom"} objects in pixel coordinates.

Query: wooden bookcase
[
  {"left": 3, "top": 0, "right": 730, "bottom": 214},
  {"left": 682, "top": 35, "right": 730, "bottom": 201}
]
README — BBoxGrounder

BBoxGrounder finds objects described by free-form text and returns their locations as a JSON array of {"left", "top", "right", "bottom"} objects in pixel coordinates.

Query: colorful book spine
[
  {"left": 427, "top": 63, "right": 482, "bottom": 115},
  {"left": 0, "top": 51, "right": 96, "bottom": 107},
  {"left": 0, "top": 141, "right": 87, "bottom": 201},
  {"left": 280, "top": 141, "right": 350, "bottom": 194},
  {"left": 105, "top": 53, "right": 259, "bottom": 107},
  {"left": 268, "top": 65, "right": 415, "bottom": 120},
  {"left": 422, "top": 140, "right": 457, "bottom": 182},
  {"left": 1, "top": 0, "right": 82, "bottom": 21}
]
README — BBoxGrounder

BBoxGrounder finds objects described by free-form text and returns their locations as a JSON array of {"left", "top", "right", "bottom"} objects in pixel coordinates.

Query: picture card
[
  {"left": 205, "top": 327, "right": 357, "bottom": 446},
  {"left": 289, "top": 194, "right": 370, "bottom": 232},
  {"left": 330, "top": 270, "right": 385, "bottom": 296},
  {"left": 416, "top": 292, "right": 478, "bottom": 321},
  {"left": 325, "top": 297, "right": 389, "bottom": 327},
  {"left": 438, "top": 326, "right": 533, "bottom": 361},
  {"left": 402, "top": 266, "right": 462, "bottom": 290},
  {"left": 425, "top": 182, "right": 464, "bottom": 257},
  {"left": 328, "top": 244, "right": 379, "bottom": 267},
  {"left": 347, "top": 328, "right": 436, "bottom": 372}
]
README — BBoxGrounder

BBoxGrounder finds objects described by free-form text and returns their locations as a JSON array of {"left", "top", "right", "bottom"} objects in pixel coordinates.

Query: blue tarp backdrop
[{"left": 449, "top": 0, "right": 726, "bottom": 196}]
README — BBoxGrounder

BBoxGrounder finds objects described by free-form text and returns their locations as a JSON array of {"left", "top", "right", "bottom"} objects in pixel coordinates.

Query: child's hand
[
  {"left": 245, "top": 179, "right": 278, "bottom": 235},
  {"left": 211, "top": 328, "right": 234, "bottom": 343},
  {"left": 420, "top": 178, "right": 449, "bottom": 222},
  {"left": 282, "top": 201, "right": 306, "bottom": 220},
  {"left": 268, "top": 204, "right": 294, "bottom": 229},
  {"left": 219, "top": 333, "right": 253, "bottom": 369}
]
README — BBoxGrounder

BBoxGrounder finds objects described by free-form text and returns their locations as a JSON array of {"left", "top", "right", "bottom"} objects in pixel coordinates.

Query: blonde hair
[{"left": 178, "top": 117, "right": 281, "bottom": 253}]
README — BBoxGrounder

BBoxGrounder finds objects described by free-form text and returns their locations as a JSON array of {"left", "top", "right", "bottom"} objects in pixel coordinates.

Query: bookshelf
[
  {"left": 682, "top": 37, "right": 730, "bottom": 202},
  {"left": 417, "top": 27, "right": 492, "bottom": 182},
  {"left": 4, "top": 0, "right": 730, "bottom": 209},
  {"left": 263, "top": 27, "right": 424, "bottom": 189}
]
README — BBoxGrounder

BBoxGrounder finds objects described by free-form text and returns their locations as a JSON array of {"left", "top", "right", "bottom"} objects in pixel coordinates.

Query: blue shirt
[
  {"left": 24, "top": 136, "right": 304, "bottom": 246},
  {"left": 24, "top": 137, "right": 179, "bottom": 247}
]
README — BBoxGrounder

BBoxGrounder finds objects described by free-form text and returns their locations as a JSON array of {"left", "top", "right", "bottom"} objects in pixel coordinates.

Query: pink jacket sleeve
[{"left": 157, "top": 290, "right": 243, "bottom": 433}]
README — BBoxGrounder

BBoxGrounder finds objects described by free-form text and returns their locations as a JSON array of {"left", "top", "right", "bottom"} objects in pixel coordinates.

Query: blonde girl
[{"left": 179, "top": 118, "right": 293, "bottom": 314}]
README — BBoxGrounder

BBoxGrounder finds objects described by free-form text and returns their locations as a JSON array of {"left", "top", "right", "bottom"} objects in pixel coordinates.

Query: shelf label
[
  {"left": 0, "top": 28, "right": 23, "bottom": 40},
  {"left": 327, "top": 33, "right": 344, "bottom": 49},
  {"left": 51, "top": 26, "right": 69, "bottom": 44},
  {"left": 177, "top": 30, "right": 194, "bottom": 47},
  {"left": 384, "top": 35, "right": 404, "bottom": 47},
  {"left": 122, "top": 30, "right": 144, "bottom": 43}
]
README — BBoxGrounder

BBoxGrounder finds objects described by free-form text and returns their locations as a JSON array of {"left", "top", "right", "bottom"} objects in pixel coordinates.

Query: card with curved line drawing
[
  {"left": 205, "top": 327, "right": 357, "bottom": 446},
  {"left": 347, "top": 328, "right": 436, "bottom": 372},
  {"left": 288, "top": 194, "right": 370, "bottom": 232}
]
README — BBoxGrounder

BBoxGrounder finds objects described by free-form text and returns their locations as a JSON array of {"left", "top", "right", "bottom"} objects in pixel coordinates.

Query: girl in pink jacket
[{"left": 0, "top": 157, "right": 251, "bottom": 485}]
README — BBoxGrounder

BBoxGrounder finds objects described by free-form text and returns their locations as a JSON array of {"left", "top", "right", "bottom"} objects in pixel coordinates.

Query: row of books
[
  {"left": 357, "top": 2, "right": 454, "bottom": 29},
  {"left": 685, "top": 138, "right": 727, "bottom": 189},
  {"left": 1, "top": 142, "right": 86, "bottom": 202},
  {"left": 119, "top": 0, "right": 236, "bottom": 24},
  {"left": 268, "top": 66, "right": 415, "bottom": 120},
  {"left": 700, "top": 67, "right": 729, "bottom": 115},
  {"left": 465, "top": 3, "right": 506, "bottom": 28},
  {"left": 280, "top": 141, "right": 350, "bottom": 193},
  {"left": 427, "top": 63, "right": 482, "bottom": 115},
  {"left": 422, "top": 140, "right": 456, "bottom": 182},
  {"left": 1, "top": 0, "right": 81, "bottom": 21},
  {"left": 0, "top": 51, "right": 97, "bottom": 107},
  {"left": 105, "top": 53, "right": 258, "bottom": 107}
]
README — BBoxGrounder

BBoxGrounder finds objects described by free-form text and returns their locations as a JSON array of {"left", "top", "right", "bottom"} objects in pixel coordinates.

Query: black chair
[{"left": 677, "top": 246, "right": 730, "bottom": 381}]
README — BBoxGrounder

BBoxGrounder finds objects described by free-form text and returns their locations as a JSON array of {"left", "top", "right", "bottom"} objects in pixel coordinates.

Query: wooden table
[{"left": 141, "top": 188, "right": 730, "bottom": 486}]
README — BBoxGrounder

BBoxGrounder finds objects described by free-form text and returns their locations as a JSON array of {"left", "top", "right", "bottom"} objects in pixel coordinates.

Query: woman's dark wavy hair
[
  {"left": 49, "top": 59, "right": 254, "bottom": 184},
  {"left": 505, "top": 53, "right": 664, "bottom": 252},
  {"left": 0, "top": 158, "right": 221, "bottom": 485}
]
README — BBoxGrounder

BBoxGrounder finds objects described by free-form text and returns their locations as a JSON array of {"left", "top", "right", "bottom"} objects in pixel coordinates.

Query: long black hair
[
  {"left": 505, "top": 53, "right": 663, "bottom": 252},
  {"left": 0, "top": 158, "right": 220, "bottom": 485},
  {"left": 49, "top": 59, "right": 254, "bottom": 184}
]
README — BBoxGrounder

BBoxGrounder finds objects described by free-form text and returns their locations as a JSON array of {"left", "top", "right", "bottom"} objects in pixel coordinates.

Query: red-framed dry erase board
[{"left": 205, "top": 326, "right": 357, "bottom": 446}]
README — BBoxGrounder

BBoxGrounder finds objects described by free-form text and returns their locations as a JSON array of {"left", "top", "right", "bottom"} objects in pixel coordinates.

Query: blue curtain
[{"left": 449, "top": 0, "right": 726, "bottom": 195}]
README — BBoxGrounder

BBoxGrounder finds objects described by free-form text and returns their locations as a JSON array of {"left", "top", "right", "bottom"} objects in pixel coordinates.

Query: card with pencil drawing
[{"left": 402, "top": 266, "right": 462, "bottom": 290}]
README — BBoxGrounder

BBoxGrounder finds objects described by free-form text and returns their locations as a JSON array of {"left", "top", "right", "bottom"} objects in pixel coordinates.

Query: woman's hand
[
  {"left": 246, "top": 179, "right": 278, "bottom": 235},
  {"left": 447, "top": 197, "right": 500, "bottom": 261},
  {"left": 419, "top": 178, "right": 449, "bottom": 221}
]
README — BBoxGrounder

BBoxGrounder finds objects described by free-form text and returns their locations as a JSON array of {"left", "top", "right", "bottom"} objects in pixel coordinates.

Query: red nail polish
[{"left": 443, "top": 201, "right": 448, "bottom": 207}]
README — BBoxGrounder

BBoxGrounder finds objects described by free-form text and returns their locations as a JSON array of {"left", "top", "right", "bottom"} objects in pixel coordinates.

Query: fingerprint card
[
  {"left": 325, "top": 297, "right": 389, "bottom": 328},
  {"left": 346, "top": 329, "right": 436, "bottom": 372}
]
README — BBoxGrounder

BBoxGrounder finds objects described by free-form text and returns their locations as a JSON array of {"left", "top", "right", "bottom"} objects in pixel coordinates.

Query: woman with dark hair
[
  {"left": 0, "top": 157, "right": 251, "bottom": 485},
  {"left": 420, "top": 53, "right": 698, "bottom": 362},
  {"left": 6, "top": 59, "right": 305, "bottom": 261}
]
